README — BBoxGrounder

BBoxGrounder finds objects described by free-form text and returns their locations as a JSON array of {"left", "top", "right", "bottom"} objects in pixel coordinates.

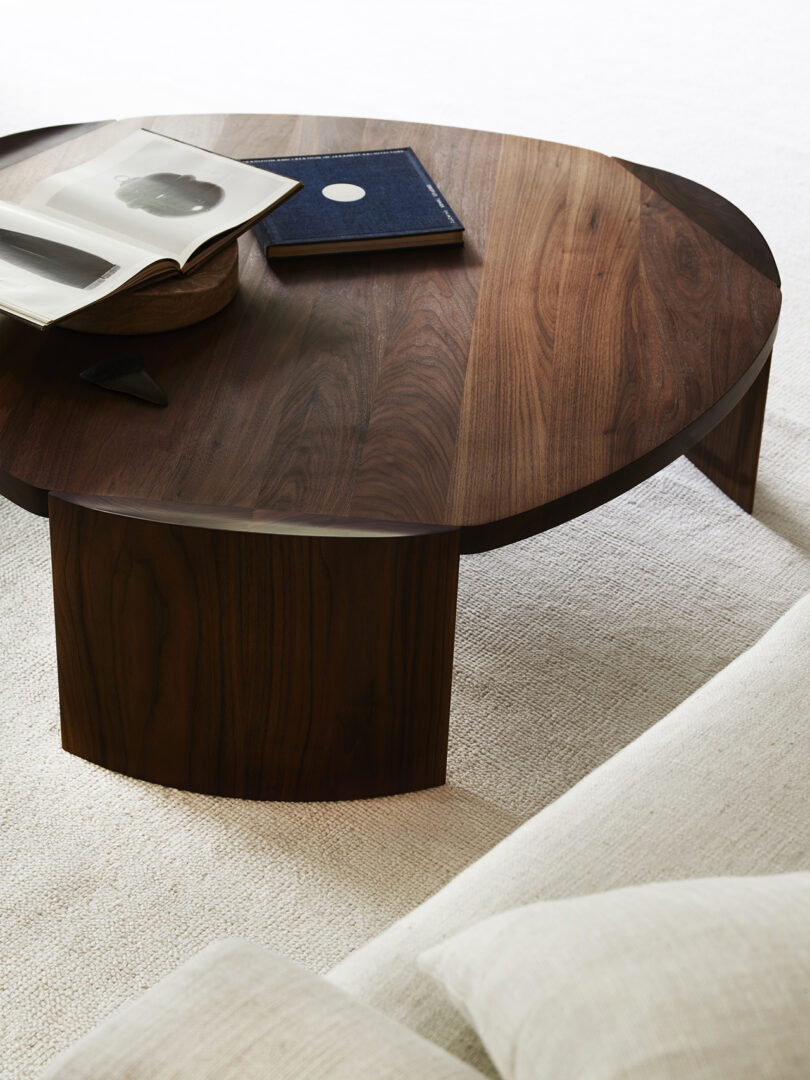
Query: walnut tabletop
[
  {"left": 0, "top": 115, "right": 780, "bottom": 546},
  {"left": 0, "top": 116, "right": 781, "bottom": 800}
]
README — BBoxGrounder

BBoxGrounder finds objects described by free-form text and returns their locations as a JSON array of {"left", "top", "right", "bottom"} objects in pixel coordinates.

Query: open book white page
[
  {"left": 0, "top": 200, "right": 161, "bottom": 326},
  {"left": 21, "top": 130, "right": 299, "bottom": 267}
]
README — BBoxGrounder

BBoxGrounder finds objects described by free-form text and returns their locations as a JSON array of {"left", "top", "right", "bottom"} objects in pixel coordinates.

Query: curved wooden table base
[
  {"left": 50, "top": 494, "right": 459, "bottom": 800},
  {"left": 0, "top": 116, "right": 782, "bottom": 800},
  {"left": 687, "top": 354, "right": 771, "bottom": 514}
]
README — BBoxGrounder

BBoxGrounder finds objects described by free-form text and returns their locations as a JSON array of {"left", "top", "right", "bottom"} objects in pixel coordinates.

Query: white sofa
[{"left": 39, "top": 592, "right": 810, "bottom": 1079}]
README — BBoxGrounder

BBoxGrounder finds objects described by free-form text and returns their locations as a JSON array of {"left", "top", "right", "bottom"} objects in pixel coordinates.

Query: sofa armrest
[
  {"left": 39, "top": 939, "right": 489, "bottom": 1080},
  {"left": 327, "top": 590, "right": 810, "bottom": 1075}
]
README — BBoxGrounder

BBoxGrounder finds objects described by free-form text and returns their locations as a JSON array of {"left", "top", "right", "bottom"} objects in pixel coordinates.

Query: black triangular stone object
[{"left": 80, "top": 352, "right": 168, "bottom": 406}]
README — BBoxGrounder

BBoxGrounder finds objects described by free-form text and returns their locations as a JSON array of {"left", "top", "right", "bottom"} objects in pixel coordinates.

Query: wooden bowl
[{"left": 62, "top": 242, "right": 239, "bottom": 334}]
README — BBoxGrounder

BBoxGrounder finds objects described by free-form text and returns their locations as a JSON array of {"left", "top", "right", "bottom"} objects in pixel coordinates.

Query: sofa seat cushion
[
  {"left": 419, "top": 873, "right": 810, "bottom": 1080},
  {"left": 38, "top": 939, "right": 490, "bottom": 1080},
  {"left": 327, "top": 592, "right": 810, "bottom": 1078}
]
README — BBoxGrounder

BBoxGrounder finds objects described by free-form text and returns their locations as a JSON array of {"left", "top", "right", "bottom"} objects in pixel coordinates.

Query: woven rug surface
[{"left": 2, "top": 450, "right": 809, "bottom": 1078}]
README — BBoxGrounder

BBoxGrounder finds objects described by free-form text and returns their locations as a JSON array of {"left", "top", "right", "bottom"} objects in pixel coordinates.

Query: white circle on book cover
[{"left": 321, "top": 183, "right": 366, "bottom": 202}]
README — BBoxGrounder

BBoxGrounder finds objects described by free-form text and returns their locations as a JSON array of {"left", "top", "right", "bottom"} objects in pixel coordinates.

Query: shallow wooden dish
[{"left": 61, "top": 243, "right": 239, "bottom": 334}]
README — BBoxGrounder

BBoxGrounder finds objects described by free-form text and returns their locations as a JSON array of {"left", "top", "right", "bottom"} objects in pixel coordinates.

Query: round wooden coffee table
[{"left": 0, "top": 115, "right": 781, "bottom": 800}]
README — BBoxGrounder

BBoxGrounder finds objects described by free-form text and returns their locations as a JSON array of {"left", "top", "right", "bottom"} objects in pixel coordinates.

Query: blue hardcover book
[{"left": 245, "top": 147, "right": 464, "bottom": 257}]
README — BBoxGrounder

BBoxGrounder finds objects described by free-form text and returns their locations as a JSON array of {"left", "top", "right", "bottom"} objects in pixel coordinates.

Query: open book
[{"left": 0, "top": 130, "right": 301, "bottom": 328}]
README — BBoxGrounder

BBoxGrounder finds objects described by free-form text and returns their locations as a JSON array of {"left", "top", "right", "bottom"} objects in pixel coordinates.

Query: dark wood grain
[
  {"left": 50, "top": 493, "right": 460, "bottom": 800},
  {"left": 459, "top": 325, "right": 776, "bottom": 552},
  {"left": 0, "top": 115, "right": 780, "bottom": 541},
  {"left": 48, "top": 492, "right": 459, "bottom": 536},
  {"left": 687, "top": 353, "right": 772, "bottom": 513},
  {"left": 446, "top": 140, "right": 780, "bottom": 545},
  {"left": 614, "top": 158, "right": 780, "bottom": 286}
]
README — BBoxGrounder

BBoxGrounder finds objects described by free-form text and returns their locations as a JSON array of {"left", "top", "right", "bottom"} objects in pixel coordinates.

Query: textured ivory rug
[{"left": 2, "top": 444, "right": 810, "bottom": 1078}]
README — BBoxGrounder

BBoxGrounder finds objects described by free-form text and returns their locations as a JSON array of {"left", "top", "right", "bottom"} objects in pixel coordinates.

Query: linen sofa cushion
[
  {"left": 38, "top": 939, "right": 489, "bottom": 1080},
  {"left": 327, "top": 592, "right": 810, "bottom": 1078},
  {"left": 419, "top": 873, "right": 810, "bottom": 1080}
]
